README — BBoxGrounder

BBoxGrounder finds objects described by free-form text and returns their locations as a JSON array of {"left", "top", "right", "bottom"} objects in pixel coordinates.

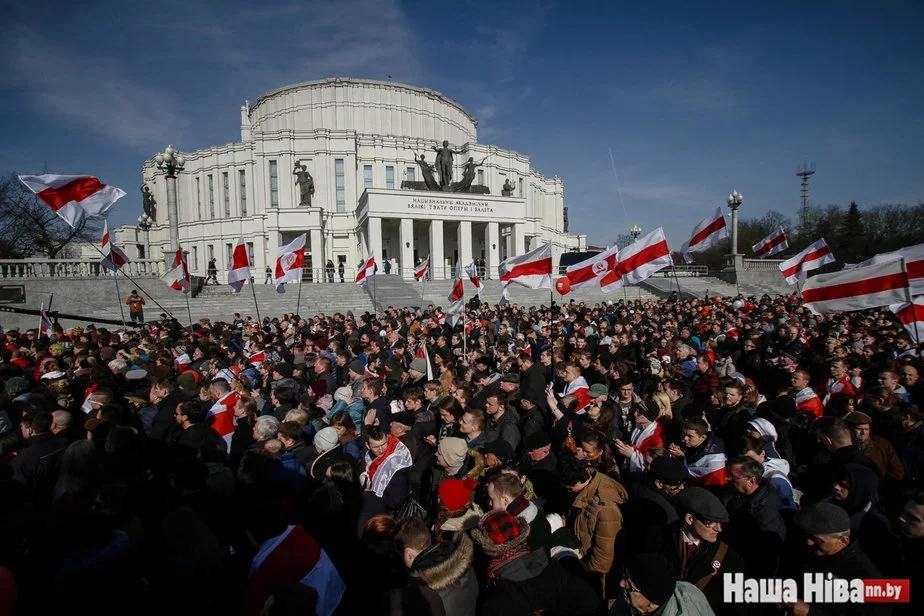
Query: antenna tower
[{"left": 796, "top": 161, "right": 815, "bottom": 228}]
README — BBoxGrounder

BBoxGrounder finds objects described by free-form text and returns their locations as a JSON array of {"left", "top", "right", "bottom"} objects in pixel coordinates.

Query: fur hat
[{"left": 471, "top": 512, "right": 530, "bottom": 556}]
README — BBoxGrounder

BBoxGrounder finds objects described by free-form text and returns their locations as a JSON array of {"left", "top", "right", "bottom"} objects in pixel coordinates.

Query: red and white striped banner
[
  {"left": 752, "top": 227, "right": 788, "bottom": 259},
  {"left": 227, "top": 236, "right": 251, "bottom": 293},
  {"left": 801, "top": 259, "right": 910, "bottom": 314},
  {"left": 464, "top": 262, "right": 483, "bottom": 295},
  {"left": 779, "top": 238, "right": 835, "bottom": 285},
  {"left": 19, "top": 174, "right": 126, "bottom": 228},
  {"left": 500, "top": 243, "right": 552, "bottom": 289},
  {"left": 355, "top": 252, "right": 376, "bottom": 285},
  {"left": 681, "top": 207, "right": 727, "bottom": 263},
  {"left": 100, "top": 219, "right": 129, "bottom": 272},
  {"left": 446, "top": 276, "right": 465, "bottom": 327},
  {"left": 566, "top": 244, "right": 619, "bottom": 291},
  {"left": 890, "top": 296, "right": 924, "bottom": 342},
  {"left": 414, "top": 255, "right": 429, "bottom": 281},
  {"left": 845, "top": 242, "right": 924, "bottom": 296},
  {"left": 274, "top": 234, "right": 306, "bottom": 293},
  {"left": 601, "top": 228, "right": 672, "bottom": 291},
  {"left": 162, "top": 248, "right": 190, "bottom": 293}
]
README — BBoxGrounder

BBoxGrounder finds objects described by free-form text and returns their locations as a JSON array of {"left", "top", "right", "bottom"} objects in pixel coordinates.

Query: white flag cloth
[
  {"left": 601, "top": 228, "right": 673, "bottom": 291},
  {"left": 498, "top": 287, "right": 510, "bottom": 306},
  {"left": 39, "top": 303, "right": 53, "bottom": 336},
  {"left": 801, "top": 259, "right": 910, "bottom": 314},
  {"left": 499, "top": 243, "right": 552, "bottom": 289},
  {"left": 274, "top": 234, "right": 306, "bottom": 293},
  {"left": 414, "top": 256, "right": 430, "bottom": 282},
  {"left": 162, "top": 248, "right": 190, "bottom": 293},
  {"left": 681, "top": 207, "right": 727, "bottom": 263},
  {"left": 752, "top": 227, "right": 789, "bottom": 259},
  {"left": 227, "top": 236, "right": 251, "bottom": 293},
  {"left": 19, "top": 174, "right": 126, "bottom": 228},
  {"left": 100, "top": 219, "right": 129, "bottom": 272},
  {"left": 890, "top": 297, "right": 924, "bottom": 342},
  {"left": 779, "top": 238, "right": 835, "bottom": 285},
  {"left": 843, "top": 242, "right": 924, "bottom": 296},
  {"left": 566, "top": 245, "right": 620, "bottom": 291},
  {"left": 355, "top": 252, "right": 376, "bottom": 285},
  {"left": 464, "top": 262, "right": 484, "bottom": 295},
  {"left": 446, "top": 276, "right": 465, "bottom": 327}
]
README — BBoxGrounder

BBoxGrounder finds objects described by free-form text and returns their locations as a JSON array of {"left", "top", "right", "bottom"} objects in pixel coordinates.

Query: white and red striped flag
[
  {"left": 801, "top": 259, "right": 910, "bottom": 314},
  {"left": 414, "top": 255, "right": 430, "bottom": 282},
  {"left": 890, "top": 297, "right": 924, "bottom": 342},
  {"left": 565, "top": 245, "right": 619, "bottom": 291},
  {"left": 162, "top": 248, "right": 190, "bottom": 293},
  {"left": 100, "top": 219, "right": 129, "bottom": 272},
  {"left": 685, "top": 452, "right": 728, "bottom": 487},
  {"left": 446, "top": 273, "right": 465, "bottom": 327},
  {"left": 601, "top": 228, "right": 673, "bottom": 291},
  {"left": 464, "top": 262, "right": 484, "bottom": 296},
  {"left": 19, "top": 174, "right": 126, "bottom": 228},
  {"left": 207, "top": 390, "right": 240, "bottom": 450},
  {"left": 752, "top": 227, "right": 789, "bottom": 259},
  {"left": 681, "top": 207, "right": 727, "bottom": 263},
  {"left": 38, "top": 303, "right": 53, "bottom": 337},
  {"left": 274, "top": 234, "right": 305, "bottom": 293},
  {"left": 499, "top": 243, "right": 552, "bottom": 290},
  {"left": 845, "top": 242, "right": 924, "bottom": 296},
  {"left": 355, "top": 252, "right": 376, "bottom": 285},
  {"left": 779, "top": 238, "right": 835, "bottom": 285},
  {"left": 247, "top": 350, "right": 266, "bottom": 366},
  {"left": 227, "top": 237, "right": 251, "bottom": 293}
]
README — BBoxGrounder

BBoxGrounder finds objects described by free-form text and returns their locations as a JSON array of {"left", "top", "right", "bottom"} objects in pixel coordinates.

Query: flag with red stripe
[
  {"left": 446, "top": 273, "right": 465, "bottom": 327},
  {"left": 19, "top": 174, "right": 126, "bottom": 228},
  {"left": 355, "top": 252, "right": 376, "bottom": 285},
  {"left": 248, "top": 350, "right": 266, "bottom": 366},
  {"left": 686, "top": 452, "right": 727, "bottom": 487},
  {"left": 499, "top": 243, "right": 552, "bottom": 289},
  {"left": 100, "top": 219, "right": 130, "bottom": 272},
  {"left": 890, "top": 296, "right": 924, "bottom": 342},
  {"left": 464, "top": 262, "right": 484, "bottom": 295},
  {"left": 845, "top": 242, "right": 924, "bottom": 296},
  {"left": 601, "top": 228, "right": 672, "bottom": 291},
  {"left": 779, "top": 238, "right": 835, "bottom": 285},
  {"left": 681, "top": 207, "right": 727, "bottom": 263},
  {"left": 274, "top": 234, "right": 305, "bottom": 293},
  {"left": 801, "top": 259, "right": 910, "bottom": 314},
  {"left": 207, "top": 391, "right": 240, "bottom": 450},
  {"left": 752, "top": 227, "right": 788, "bottom": 258},
  {"left": 565, "top": 244, "right": 619, "bottom": 291},
  {"left": 161, "top": 248, "right": 190, "bottom": 293},
  {"left": 414, "top": 255, "right": 430, "bottom": 281},
  {"left": 227, "top": 236, "right": 251, "bottom": 293}
]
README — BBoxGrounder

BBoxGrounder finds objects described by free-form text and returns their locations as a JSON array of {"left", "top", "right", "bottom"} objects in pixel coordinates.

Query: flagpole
[
  {"left": 250, "top": 277, "right": 262, "bottom": 324},
  {"left": 296, "top": 275, "right": 303, "bottom": 318},
  {"left": 112, "top": 268, "right": 127, "bottom": 327},
  {"left": 184, "top": 290, "right": 193, "bottom": 328},
  {"left": 372, "top": 269, "right": 377, "bottom": 315},
  {"left": 38, "top": 302, "right": 43, "bottom": 336}
]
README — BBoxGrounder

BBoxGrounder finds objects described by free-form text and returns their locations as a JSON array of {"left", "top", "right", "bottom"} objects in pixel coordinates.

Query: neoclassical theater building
[{"left": 117, "top": 77, "right": 585, "bottom": 282}]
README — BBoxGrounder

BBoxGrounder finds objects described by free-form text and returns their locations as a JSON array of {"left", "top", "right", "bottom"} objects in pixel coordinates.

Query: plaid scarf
[
  {"left": 507, "top": 495, "right": 530, "bottom": 517},
  {"left": 486, "top": 544, "right": 531, "bottom": 578}
]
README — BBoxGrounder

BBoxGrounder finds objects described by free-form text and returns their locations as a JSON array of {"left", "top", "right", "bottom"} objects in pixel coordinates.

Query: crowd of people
[{"left": 0, "top": 292, "right": 922, "bottom": 615}]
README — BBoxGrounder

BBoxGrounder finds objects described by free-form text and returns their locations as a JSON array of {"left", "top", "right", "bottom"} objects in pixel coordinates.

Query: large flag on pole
[
  {"left": 18, "top": 174, "right": 126, "bottom": 228},
  {"left": 464, "top": 262, "right": 484, "bottom": 296},
  {"left": 565, "top": 245, "right": 619, "bottom": 291},
  {"left": 752, "top": 227, "right": 789, "bottom": 259},
  {"left": 227, "top": 236, "right": 251, "bottom": 293},
  {"left": 355, "top": 252, "right": 376, "bottom": 285},
  {"left": 414, "top": 256, "right": 430, "bottom": 282},
  {"left": 890, "top": 297, "right": 924, "bottom": 342},
  {"left": 801, "top": 259, "right": 910, "bottom": 314},
  {"left": 601, "top": 228, "right": 672, "bottom": 291},
  {"left": 499, "top": 243, "right": 552, "bottom": 289},
  {"left": 844, "top": 242, "right": 924, "bottom": 296},
  {"left": 681, "top": 207, "right": 727, "bottom": 263},
  {"left": 446, "top": 267, "right": 465, "bottom": 327},
  {"left": 162, "top": 248, "right": 190, "bottom": 293},
  {"left": 100, "top": 219, "right": 129, "bottom": 272},
  {"left": 274, "top": 234, "right": 306, "bottom": 293},
  {"left": 779, "top": 238, "right": 835, "bottom": 285}
]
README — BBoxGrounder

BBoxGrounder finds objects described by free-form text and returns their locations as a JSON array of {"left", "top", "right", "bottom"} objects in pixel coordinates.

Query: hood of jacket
[
  {"left": 574, "top": 469, "right": 628, "bottom": 509},
  {"left": 762, "top": 456, "right": 791, "bottom": 480},
  {"left": 493, "top": 547, "right": 548, "bottom": 583},
  {"left": 411, "top": 535, "right": 475, "bottom": 591}
]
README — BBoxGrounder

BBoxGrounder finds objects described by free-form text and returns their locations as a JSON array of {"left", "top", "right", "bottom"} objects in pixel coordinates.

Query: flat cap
[
  {"left": 523, "top": 431, "right": 551, "bottom": 451},
  {"left": 649, "top": 456, "right": 690, "bottom": 486},
  {"left": 793, "top": 503, "right": 850, "bottom": 535},
  {"left": 844, "top": 411, "right": 872, "bottom": 426},
  {"left": 676, "top": 486, "right": 729, "bottom": 523},
  {"left": 500, "top": 372, "right": 520, "bottom": 384},
  {"left": 589, "top": 383, "right": 609, "bottom": 399}
]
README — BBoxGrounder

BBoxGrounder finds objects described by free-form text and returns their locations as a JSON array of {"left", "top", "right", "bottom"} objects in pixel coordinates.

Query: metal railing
[
  {"left": 742, "top": 258, "right": 784, "bottom": 271},
  {"left": 0, "top": 259, "right": 166, "bottom": 279}
]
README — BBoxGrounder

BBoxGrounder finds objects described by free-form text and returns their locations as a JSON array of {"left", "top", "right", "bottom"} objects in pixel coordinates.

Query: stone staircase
[
  {"left": 404, "top": 278, "right": 662, "bottom": 307},
  {"left": 642, "top": 274, "right": 793, "bottom": 300}
]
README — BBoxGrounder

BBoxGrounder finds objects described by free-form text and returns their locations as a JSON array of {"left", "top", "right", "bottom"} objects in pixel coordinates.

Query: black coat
[
  {"left": 149, "top": 389, "right": 188, "bottom": 441},
  {"left": 800, "top": 542, "right": 890, "bottom": 616},
  {"left": 722, "top": 481, "right": 786, "bottom": 578},
  {"left": 10, "top": 431, "right": 68, "bottom": 500}
]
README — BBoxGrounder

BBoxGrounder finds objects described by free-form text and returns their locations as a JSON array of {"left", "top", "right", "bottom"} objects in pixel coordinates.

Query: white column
[
  {"left": 513, "top": 223, "right": 526, "bottom": 255},
  {"left": 485, "top": 222, "right": 499, "bottom": 280},
  {"left": 457, "top": 221, "right": 472, "bottom": 276},
  {"left": 310, "top": 228, "right": 323, "bottom": 283},
  {"left": 430, "top": 220, "right": 445, "bottom": 280},
  {"left": 399, "top": 218, "right": 414, "bottom": 281},
  {"left": 367, "top": 217, "right": 382, "bottom": 260}
]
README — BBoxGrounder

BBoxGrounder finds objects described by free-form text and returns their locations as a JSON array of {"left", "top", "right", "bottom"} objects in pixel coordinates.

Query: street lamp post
[
  {"left": 630, "top": 225, "right": 642, "bottom": 242},
  {"left": 137, "top": 214, "right": 153, "bottom": 273},
  {"left": 726, "top": 190, "right": 743, "bottom": 255},
  {"left": 154, "top": 145, "right": 185, "bottom": 258}
]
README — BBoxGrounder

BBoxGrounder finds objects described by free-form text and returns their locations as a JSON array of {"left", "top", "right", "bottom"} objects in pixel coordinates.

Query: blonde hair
[{"left": 651, "top": 392, "right": 673, "bottom": 420}]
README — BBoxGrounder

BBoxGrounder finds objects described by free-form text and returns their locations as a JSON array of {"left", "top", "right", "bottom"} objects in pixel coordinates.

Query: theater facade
[{"left": 117, "top": 77, "right": 585, "bottom": 282}]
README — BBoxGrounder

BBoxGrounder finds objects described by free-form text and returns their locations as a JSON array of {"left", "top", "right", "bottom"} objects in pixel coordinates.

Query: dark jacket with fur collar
[{"left": 410, "top": 535, "right": 478, "bottom": 616}]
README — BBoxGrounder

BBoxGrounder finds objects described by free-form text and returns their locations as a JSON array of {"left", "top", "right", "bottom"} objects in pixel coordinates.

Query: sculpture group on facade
[
  {"left": 141, "top": 184, "right": 157, "bottom": 221},
  {"left": 403, "top": 141, "right": 489, "bottom": 194},
  {"left": 293, "top": 161, "right": 315, "bottom": 206}
]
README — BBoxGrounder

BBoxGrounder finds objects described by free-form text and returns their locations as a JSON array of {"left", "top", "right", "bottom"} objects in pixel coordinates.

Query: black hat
[
  {"left": 771, "top": 396, "right": 797, "bottom": 419},
  {"left": 347, "top": 360, "right": 366, "bottom": 376},
  {"left": 627, "top": 553, "right": 678, "bottom": 606},
  {"left": 676, "top": 486, "right": 730, "bottom": 523},
  {"left": 648, "top": 456, "right": 690, "bottom": 486},
  {"left": 523, "top": 431, "right": 551, "bottom": 451},
  {"left": 500, "top": 372, "right": 520, "bottom": 384},
  {"left": 274, "top": 363, "right": 294, "bottom": 379},
  {"left": 482, "top": 438, "right": 514, "bottom": 460},
  {"left": 390, "top": 410, "right": 415, "bottom": 427},
  {"left": 793, "top": 503, "right": 850, "bottom": 535}
]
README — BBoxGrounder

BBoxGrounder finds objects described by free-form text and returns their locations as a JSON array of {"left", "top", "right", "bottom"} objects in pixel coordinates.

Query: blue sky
[{"left": 2, "top": 0, "right": 922, "bottom": 248}]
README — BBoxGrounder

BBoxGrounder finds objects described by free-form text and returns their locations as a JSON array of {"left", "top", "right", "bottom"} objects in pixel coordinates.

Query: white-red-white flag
[
  {"left": 464, "top": 262, "right": 484, "bottom": 296},
  {"left": 499, "top": 243, "right": 552, "bottom": 290},
  {"left": 446, "top": 273, "right": 465, "bottom": 327},
  {"left": 601, "top": 228, "right": 672, "bottom": 291},
  {"left": 18, "top": 174, "right": 126, "bottom": 229},
  {"left": 355, "top": 252, "right": 376, "bottom": 285},
  {"left": 274, "top": 234, "right": 306, "bottom": 293},
  {"left": 39, "top": 303, "right": 53, "bottom": 337},
  {"left": 890, "top": 297, "right": 924, "bottom": 342},
  {"left": 498, "top": 287, "right": 510, "bottom": 306},
  {"left": 681, "top": 207, "right": 727, "bottom": 263},
  {"left": 100, "top": 219, "right": 130, "bottom": 272},
  {"left": 801, "top": 259, "right": 910, "bottom": 314},
  {"left": 227, "top": 237, "right": 251, "bottom": 293},
  {"left": 414, "top": 256, "right": 430, "bottom": 282},
  {"left": 844, "top": 242, "right": 924, "bottom": 297},
  {"left": 566, "top": 245, "right": 619, "bottom": 291},
  {"left": 779, "top": 238, "right": 835, "bottom": 285},
  {"left": 162, "top": 248, "right": 190, "bottom": 293},
  {"left": 247, "top": 350, "right": 266, "bottom": 366},
  {"left": 207, "top": 391, "right": 240, "bottom": 450},
  {"left": 752, "top": 227, "right": 789, "bottom": 259}
]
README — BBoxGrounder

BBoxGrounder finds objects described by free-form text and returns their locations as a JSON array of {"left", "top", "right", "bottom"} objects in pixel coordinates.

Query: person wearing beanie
[
  {"left": 435, "top": 478, "right": 482, "bottom": 533},
  {"left": 308, "top": 426, "right": 355, "bottom": 482},
  {"left": 619, "top": 552, "right": 713, "bottom": 616},
  {"left": 471, "top": 511, "right": 603, "bottom": 616},
  {"left": 429, "top": 437, "right": 484, "bottom": 513}
]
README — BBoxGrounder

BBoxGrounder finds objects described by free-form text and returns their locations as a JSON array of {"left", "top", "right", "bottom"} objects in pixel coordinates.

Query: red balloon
[{"left": 555, "top": 276, "right": 571, "bottom": 295}]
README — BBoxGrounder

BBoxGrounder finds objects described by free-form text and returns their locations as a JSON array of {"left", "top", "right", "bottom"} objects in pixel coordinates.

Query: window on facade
[
  {"left": 226, "top": 243, "right": 233, "bottom": 265},
  {"left": 223, "top": 172, "right": 230, "bottom": 216},
  {"left": 195, "top": 177, "right": 202, "bottom": 220},
  {"left": 385, "top": 166, "right": 394, "bottom": 190},
  {"left": 239, "top": 170, "right": 247, "bottom": 216},
  {"left": 137, "top": 244, "right": 145, "bottom": 259},
  {"left": 407, "top": 167, "right": 415, "bottom": 184},
  {"left": 208, "top": 245, "right": 214, "bottom": 261},
  {"left": 518, "top": 177, "right": 524, "bottom": 197},
  {"left": 335, "top": 159, "right": 345, "bottom": 212},
  {"left": 208, "top": 175, "right": 215, "bottom": 218},
  {"left": 363, "top": 165, "right": 373, "bottom": 189},
  {"left": 192, "top": 246, "right": 198, "bottom": 271},
  {"left": 246, "top": 242, "right": 254, "bottom": 267},
  {"left": 477, "top": 169, "right": 484, "bottom": 186},
  {"left": 269, "top": 160, "right": 279, "bottom": 208}
]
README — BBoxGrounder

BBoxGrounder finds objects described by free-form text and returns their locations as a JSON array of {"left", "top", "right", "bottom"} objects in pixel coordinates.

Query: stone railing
[
  {"left": 0, "top": 259, "right": 166, "bottom": 279},
  {"left": 742, "top": 258, "right": 784, "bottom": 271}
]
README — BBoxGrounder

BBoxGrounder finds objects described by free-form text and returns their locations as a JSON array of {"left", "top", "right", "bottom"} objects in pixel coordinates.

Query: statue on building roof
[
  {"left": 501, "top": 178, "right": 514, "bottom": 197},
  {"left": 454, "top": 156, "right": 486, "bottom": 193},
  {"left": 563, "top": 206, "right": 569, "bottom": 233},
  {"left": 141, "top": 184, "right": 157, "bottom": 221},
  {"left": 293, "top": 161, "right": 315, "bottom": 206},
  {"left": 432, "top": 140, "right": 463, "bottom": 188}
]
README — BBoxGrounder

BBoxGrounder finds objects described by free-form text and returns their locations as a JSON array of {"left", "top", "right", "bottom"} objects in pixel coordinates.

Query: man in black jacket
[
  {"left": 166, "top": 400, "right": 223, "bottom": 454},
  {"left": 147, "top": 376, "right": 188, "bottom": 441},
  {"left": 517, "top": 351, "right": 547, "bottom": 404},
  {"left": 723, "top": 456, "right": 786, "bottom": 578},
  {"left": 11, "top": 411, "right": 68, "bottom": 502}
]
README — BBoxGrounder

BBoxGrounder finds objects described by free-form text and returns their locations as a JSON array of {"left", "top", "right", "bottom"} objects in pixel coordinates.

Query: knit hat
[
  {"left": 5, "top": 377, "right": 31, "bottom": 396},
  {"left": 274, "top": 363, "right": 294, "bottom": 379},
  {"left": 348, "top": 360, "right": 366, "bottom": 376},
  {"left": 314, "top": 427, "right": 340, "bottom": 453},
  {"left": 333, "top": 386, "right": 353, "bottom": 402},
  {"left": 627, "top": 553, "right": 678, "bottom": 606},
  {"left": 438, "top": 477, "right": 477, "bottom": 511},
  {"left": 409, "top": 358, "right": 428, "bottom": 374},
  {"left": 438, "top": 437, "right": 468, "bottom": 467},
  {"left": 649, "top": 456, "right": 690, "bottom": 486},
  {"left": 177, "top": 371, "right": 199, "bottom": 395},
  {"left": 471, "top": 511, "right": 530, "bottom": 555}
]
